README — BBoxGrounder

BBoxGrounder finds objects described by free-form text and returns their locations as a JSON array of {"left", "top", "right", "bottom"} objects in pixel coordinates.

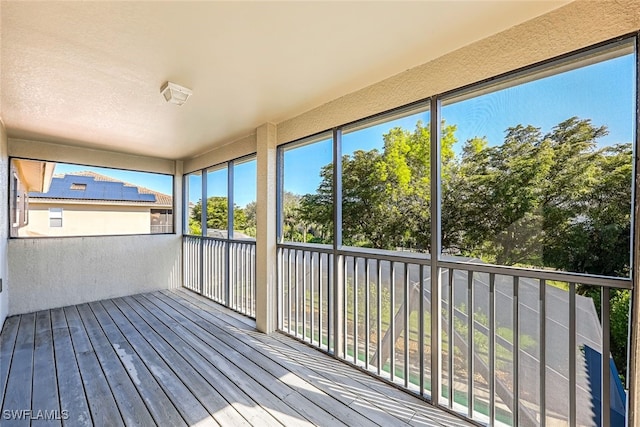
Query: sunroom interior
[{"left": 1, "top": 1, "right": 640, "bottom": 426}]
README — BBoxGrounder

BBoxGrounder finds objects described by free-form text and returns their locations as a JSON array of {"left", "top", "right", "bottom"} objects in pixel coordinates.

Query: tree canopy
[{"left": 189, "top": 196, "right": 255, "bottom": 237}]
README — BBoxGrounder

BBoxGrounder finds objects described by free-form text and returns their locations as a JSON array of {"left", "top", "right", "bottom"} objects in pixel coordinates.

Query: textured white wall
[
  {"left": 8, "top": 234, "right": 181, "bottom": 315},
  {"left": 8, "top": 138, "right": 175, "bottom": 175},
  {"left": 183, "top": 133, "right": 256, "bottom": 174},
  {"left": 0, "top": 119, "right": 9, "bottom": 330}
]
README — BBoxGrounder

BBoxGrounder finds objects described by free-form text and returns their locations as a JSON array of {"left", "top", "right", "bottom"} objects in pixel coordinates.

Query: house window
[
  {"left": 10, "top": 158, "right": 174, "bottom": 237},
  {"left": 49, "top": 208, "right": 63, "bottom": 228},
  {"left": 150, "top": 209, "right": 173, "bottom": 234}
]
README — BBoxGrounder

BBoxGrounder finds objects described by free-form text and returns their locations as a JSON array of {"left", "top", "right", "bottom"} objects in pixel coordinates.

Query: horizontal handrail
[
  {"left": 185, "top": 234, "right": 257, "bottom": 246},
  {"left": 277, "top": 241, "right": 334, "bottom": 253},
  {"left": 277, "top": 241, "right": 632, "bottom": 289},
  {"left": 438, "top": 260, "right": 632, "bottom": 289}
]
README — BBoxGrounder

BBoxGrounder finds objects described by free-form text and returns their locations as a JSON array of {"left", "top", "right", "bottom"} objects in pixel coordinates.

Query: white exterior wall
[
  {"left": 24, "top": 203, "right": 152, "bottom": 237},
  {"left": 8, "top": 234, "right": 181, "bottom": 315}
]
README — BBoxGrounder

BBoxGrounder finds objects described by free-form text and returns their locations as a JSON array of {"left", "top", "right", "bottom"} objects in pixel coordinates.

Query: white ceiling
[{"left": 1, "top": 1, "right": 570, "bottom": 160}]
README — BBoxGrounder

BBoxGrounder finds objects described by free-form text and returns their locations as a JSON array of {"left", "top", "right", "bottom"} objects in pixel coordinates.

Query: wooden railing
[
  {"left": 183, "top": 235, "right": 256, "bottom": 318},
  {"left": 277, "top": 242, "right": 631, "bottom": 427}
]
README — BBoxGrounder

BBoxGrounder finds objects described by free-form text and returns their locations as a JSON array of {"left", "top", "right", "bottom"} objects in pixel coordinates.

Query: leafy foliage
[{"left": 189, "top": 196, "right": 256, "bottom": 237}]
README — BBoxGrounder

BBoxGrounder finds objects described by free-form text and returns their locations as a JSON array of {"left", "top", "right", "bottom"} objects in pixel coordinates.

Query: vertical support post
[
  {"left": 256, "top": 122, "right": 278, "bottom": 333},
  {"left": 333, "top": 128, "right": 344, "bottom": 357},
  {"left": 226, "top": 161, "right": 234, "bottom": 307},
  {"left": 276, "top": 148, "right": 284, "bottom": 329},
  {"left": 175, "top": 160, "right": 184, "bottom": 289},
  {"left": 430, "top": 97, "right": 442, "bottom": 405},
  {"left": 200, "top": 169, "right": 207, "bottom": 295}
]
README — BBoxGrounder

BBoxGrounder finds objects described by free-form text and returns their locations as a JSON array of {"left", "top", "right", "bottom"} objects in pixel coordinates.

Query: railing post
[{"left": 256, "top": 123, "right": 278, "bottom": 333}]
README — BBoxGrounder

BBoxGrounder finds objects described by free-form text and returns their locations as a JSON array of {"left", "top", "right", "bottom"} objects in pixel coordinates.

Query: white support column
[
  {"left": 174, "top": 160, "right": 184, "bottom": 290},
  {"left": 174, "top": 160, "right": 184, "bottom": 237},
  {"left": 256, "top": 122, "right": 277, "bottom": 333}
]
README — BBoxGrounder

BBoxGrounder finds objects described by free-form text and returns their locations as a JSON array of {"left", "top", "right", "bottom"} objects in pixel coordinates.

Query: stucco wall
[
  {"left": 183, "top": 133, "right": 256, "bottom": 174},
  {"left": 24, "top": 203, "right": 153, "bottom": 237},
  {"left": 0, "top": 119, "right": 9, "bottom": 330},
  {"left": 8, "top": 138, "right": 175, "bottom": 175},
  {"left": 8, "top": 234, "right": 181, "bottom": 315}
]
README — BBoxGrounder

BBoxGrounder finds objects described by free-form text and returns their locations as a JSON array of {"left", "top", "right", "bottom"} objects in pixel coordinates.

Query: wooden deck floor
[{"left": 0, "top": 289, "right": 473, "bottom": 426}]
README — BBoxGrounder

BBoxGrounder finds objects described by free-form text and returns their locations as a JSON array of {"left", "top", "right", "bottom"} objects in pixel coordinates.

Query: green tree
[
  {"left": 299, "top": 120, "right": 457, "bottom": 251},
  {"left": 190, "top": 196, "right": 252, "bottom": 237}
]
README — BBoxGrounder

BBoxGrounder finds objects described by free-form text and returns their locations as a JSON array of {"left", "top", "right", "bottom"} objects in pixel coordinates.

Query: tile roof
[{"left": 29, "top": 171, "right": 173, "bottom": 207}]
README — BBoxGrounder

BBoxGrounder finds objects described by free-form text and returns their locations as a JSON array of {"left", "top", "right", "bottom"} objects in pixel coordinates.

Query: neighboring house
[{"left": 22, "top": 171, "right": 172, "bottom": 237}]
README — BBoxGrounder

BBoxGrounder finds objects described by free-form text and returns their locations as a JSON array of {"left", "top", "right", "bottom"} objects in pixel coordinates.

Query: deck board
[
  {"left": 2, "top": 313, "right": 35, "bottom": 427},
  {"left": 50, "top": 307, "right": 92, "bottom": 426},
  {"left": 0, "top": 316, "right": 20, "bottom": 410},
  {"left": 32, "top": 310, "right": 61, "bottom": 427},
  {"left": 64, "top": 305, "right": 124, "bottom": 427},
  {"left": 0, "top": 289, "right": 475, "bottom": 427}
]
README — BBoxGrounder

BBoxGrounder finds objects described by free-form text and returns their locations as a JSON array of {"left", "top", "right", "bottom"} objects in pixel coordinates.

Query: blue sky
[
  {"left": 284, "top": 51, "right": 635, "bottom": 196},
  {"left": 185, "top": 159, "right": 257, "bottom": 207}
]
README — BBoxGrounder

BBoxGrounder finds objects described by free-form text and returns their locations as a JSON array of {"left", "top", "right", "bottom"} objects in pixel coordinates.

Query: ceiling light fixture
[{"left": 160, "top": 81, "right": 192, "bottom": 106}]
